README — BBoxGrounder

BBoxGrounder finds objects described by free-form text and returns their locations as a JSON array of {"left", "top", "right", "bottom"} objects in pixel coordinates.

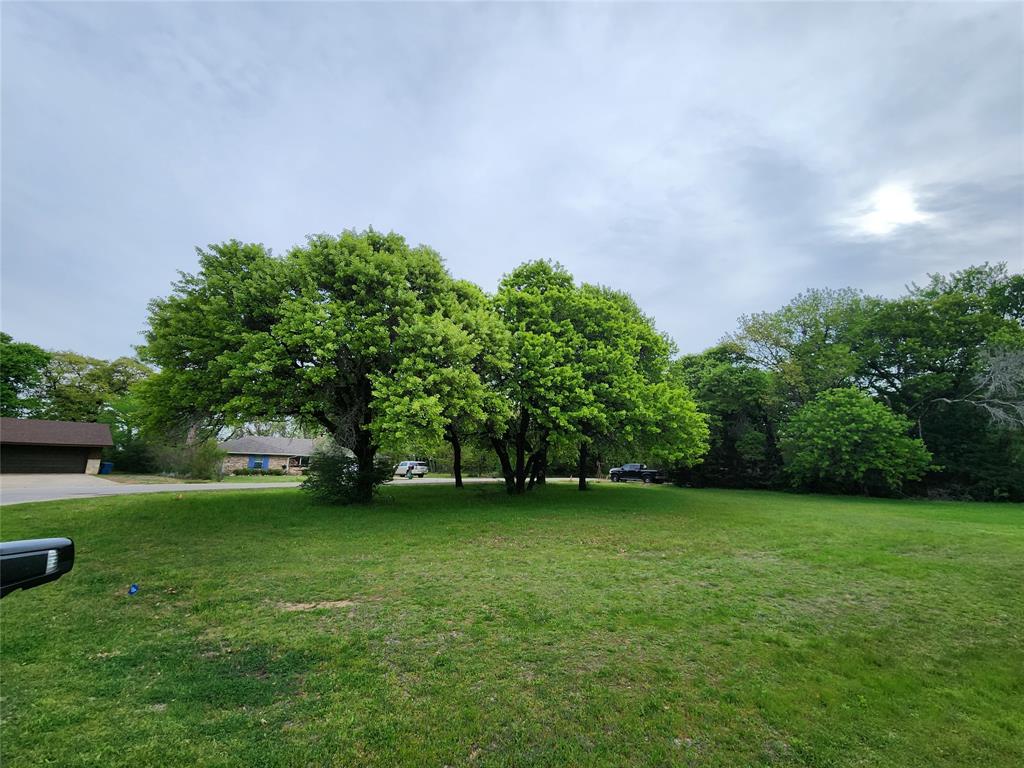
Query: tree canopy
[
  {"left": 141, "top": 245, "right": 709, "bottom": 499},
  {"left": 0, "top": 333, "right": 50, "bottom": 417},
  {"left": 141, "top": 231, "right": 481, "bottom": 500},
  {"left": 32, "top": 351, "right": 151, "bottom": 423},
  {"left": 480, "top": 262, "right": 706, "bottom": 493}
]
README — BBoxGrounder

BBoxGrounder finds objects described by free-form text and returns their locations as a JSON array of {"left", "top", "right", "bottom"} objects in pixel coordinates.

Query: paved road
[
  {"left": 0, "top": 475, "right": 300, "bottom": 506},
  {"left": 0, "top": 474, "right": 506, "bottom": 506}
]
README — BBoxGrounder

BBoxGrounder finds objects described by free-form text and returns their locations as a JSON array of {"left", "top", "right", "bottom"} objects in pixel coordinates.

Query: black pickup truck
[{"left": 609, "top": 463, "right": 667, "bottom": 484}]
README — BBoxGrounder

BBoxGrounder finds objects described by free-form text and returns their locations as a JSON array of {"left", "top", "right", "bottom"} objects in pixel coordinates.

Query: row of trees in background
[
  {"left": 3, "top": 235, "right": 1020, "bottom": 503},
  {"left": 139, "top": 231, "right": 709, "bottom": 501},
  {"left": 1, "top": 336, "right": 145, "bottom": 423},
  {"left": 0, "top": 334, "right": 225, "bottom": 479},
  {"left": 673, "top": 264, "right": 1023, "bottom": 499}
]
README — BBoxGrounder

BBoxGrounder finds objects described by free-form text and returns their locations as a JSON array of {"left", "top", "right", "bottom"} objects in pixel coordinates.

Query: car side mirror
[{"left": 0, "top": 538, "right": 75, "bottom": 598}]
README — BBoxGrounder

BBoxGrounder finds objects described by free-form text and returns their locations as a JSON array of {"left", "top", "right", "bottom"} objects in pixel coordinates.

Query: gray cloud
[{"left": 2, "top": 2, "right": 1021, "bottom": 359}]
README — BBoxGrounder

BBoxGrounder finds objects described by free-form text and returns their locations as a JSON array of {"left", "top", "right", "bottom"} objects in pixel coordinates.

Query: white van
[{"left": 394, "top": 461, "right": 429, "bottom": 478}]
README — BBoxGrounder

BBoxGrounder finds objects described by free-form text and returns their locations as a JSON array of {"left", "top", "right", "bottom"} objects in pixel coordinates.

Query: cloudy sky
[{"left": 2, "top": 1, "right": 1022, "bottom": 360}]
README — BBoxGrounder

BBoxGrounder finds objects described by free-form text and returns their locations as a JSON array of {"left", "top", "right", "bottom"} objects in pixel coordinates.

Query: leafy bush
[
  {"left": 149, "top": 440, "right": 225, "bottom": 480},
  {"left": 302, "top": 444, "right": 391, "bottom": 505},
  {"left": 780, "top": 388, "right": 934, "bottom": 495},
  {"left": 106, "top": 437, "right": 156, "bottom": 474}
]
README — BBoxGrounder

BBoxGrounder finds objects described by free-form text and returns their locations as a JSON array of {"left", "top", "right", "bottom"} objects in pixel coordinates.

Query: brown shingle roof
[
  {"left": 0, "top": 418, "right": 114, "bottom": 448},
  {"left": 218, "top": 436, "right": 323, "bottom": 457}
]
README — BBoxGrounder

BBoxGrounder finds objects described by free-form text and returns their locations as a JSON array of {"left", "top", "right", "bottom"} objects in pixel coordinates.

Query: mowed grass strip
[{"left": 0, "top": 485, "right": 1021, "bottom": 767}]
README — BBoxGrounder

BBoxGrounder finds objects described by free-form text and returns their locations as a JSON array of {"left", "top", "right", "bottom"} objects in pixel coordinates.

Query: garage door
[{"left": 1, "top": 445, "right": 89, "bottom": 473}]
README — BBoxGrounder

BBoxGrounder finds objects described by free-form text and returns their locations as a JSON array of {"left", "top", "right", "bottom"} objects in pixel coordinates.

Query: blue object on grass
[
  {"left": 128, "top": 583, "right": 139, "bottom": 595},
  {"left": 98, "top": 461, "right": 114, "bottom": 475}
]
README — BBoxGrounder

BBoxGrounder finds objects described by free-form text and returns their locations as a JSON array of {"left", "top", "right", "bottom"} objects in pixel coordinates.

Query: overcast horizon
[{"left": 2, "top": 1, "right": 1022, "bottom": 361}]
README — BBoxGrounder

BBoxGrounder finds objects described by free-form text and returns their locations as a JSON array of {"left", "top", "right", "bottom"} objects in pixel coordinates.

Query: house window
[{"left": 248, "top": 455, "right": 269, "bottom": 470}]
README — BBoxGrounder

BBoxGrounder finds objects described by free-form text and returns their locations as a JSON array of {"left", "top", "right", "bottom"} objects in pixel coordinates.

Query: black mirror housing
[{"left": 0, "top": 538, "right": 75, "bottom": 598}]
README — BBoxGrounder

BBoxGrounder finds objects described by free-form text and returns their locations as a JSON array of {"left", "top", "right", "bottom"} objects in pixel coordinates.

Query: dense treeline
[
  {"left": 0, "top": 339, "right": 148, "bottom": 424},
  {"left": 2, "top": 233, "right": 1020, "bottom": 502},
  {"left": 673, "top": 264, "right": 1023, "bottom": 500}
]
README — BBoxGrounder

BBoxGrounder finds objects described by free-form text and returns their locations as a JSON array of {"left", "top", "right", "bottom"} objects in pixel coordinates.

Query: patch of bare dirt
[{"left": 278, "top": 599, "right": 355, "bottom": 612}]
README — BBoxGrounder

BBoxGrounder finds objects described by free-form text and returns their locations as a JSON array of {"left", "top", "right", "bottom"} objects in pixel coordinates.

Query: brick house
[{"left": 218, "top": 436, "right": 326, "bottom": 475}]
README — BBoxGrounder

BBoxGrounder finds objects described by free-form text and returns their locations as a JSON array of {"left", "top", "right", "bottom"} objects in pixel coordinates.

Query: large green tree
[
  {"left": 570, "top": 284, "right": 707, "bottom": 489},
  {"left": 485, "top": 261, "right": 592, "bottom": 494},
  {"left": 0, "top": 333, "right": 50, "bottom": 417},
  {"left": 482, "top": 262, "right": 707, "bottom": 494},
  {"left": 141, "top": 230, "right": 478, "bottom": 502}
]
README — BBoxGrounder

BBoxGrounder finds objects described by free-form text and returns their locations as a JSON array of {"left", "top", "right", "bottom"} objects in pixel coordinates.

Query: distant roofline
[
  {"left": 218, "top": 435, "right": 321, "bottom": 457},
  {"left": 221, "top": 449, "right": 313, "bottom": 456}
]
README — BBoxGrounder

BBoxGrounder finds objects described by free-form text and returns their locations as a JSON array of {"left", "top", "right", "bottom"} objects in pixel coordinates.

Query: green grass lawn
[
  {"left": 105, "top": 473, "right": 302, "bottom": 484},
  {"left": 1, "top": 485, "right": 1021, "bottom": 767},
  {"left": 104, "top": 472, "right": 212, "bottom": 484}
]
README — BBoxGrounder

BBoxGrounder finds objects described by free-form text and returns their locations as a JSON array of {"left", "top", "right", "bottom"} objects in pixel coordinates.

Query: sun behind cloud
[{"left": 850, "top": 183, "right": 934, "bottom": 236}]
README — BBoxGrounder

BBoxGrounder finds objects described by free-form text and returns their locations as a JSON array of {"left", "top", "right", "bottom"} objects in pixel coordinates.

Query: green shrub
[
  {"left": 302, "top": 444, "right": 390, "bottom": 504},
  {"left": 107, "top": 438, "right": 156, "bottom": 474},
  {"left": 780, "top": 388, "right": 934, "bottom": 495},
  {"left": 149, "top": 440, "right": 225, "bottom": 480}
]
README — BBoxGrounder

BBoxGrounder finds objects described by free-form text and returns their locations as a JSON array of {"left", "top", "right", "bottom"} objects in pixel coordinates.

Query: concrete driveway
[
  {"left": 0, "top": 474, "right": 510, "bottom": 506},
  {"left": 0, "top": 474, "right": 300, "bottom": 506}
]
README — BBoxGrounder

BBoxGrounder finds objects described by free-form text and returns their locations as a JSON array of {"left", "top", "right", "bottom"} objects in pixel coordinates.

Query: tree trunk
[
  {"left": 513, "top": 410, "right": 529, "bottom": 494},
  {"left": 515, "top": 457, "right": 527, "bottom": 494},
  {"left": 452, "top": 434, "right": 463, "bottom": 489},
  {"left": 490, "top": 436, "right": 516, "bottom": 494},
  {"left": 446, "top": 424, "right": 464, "bottom": 488},
  {"left": 526, "top": 445, "right": 547, "bottom": 490},
  {"left": 349, "top": 379, "right": 375, "bottom": 501},
  {"left": 526, "top": 452, "right": 539, "bottom": 491},
  {"left": 490, "top": 410, "right": 539, "bottom": 495},
  {"left": 352, "top": 426, "right": 377, "bottom": 503},
  {"left": 578, "top": 442, "right": 588, "bottom": 491}
]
